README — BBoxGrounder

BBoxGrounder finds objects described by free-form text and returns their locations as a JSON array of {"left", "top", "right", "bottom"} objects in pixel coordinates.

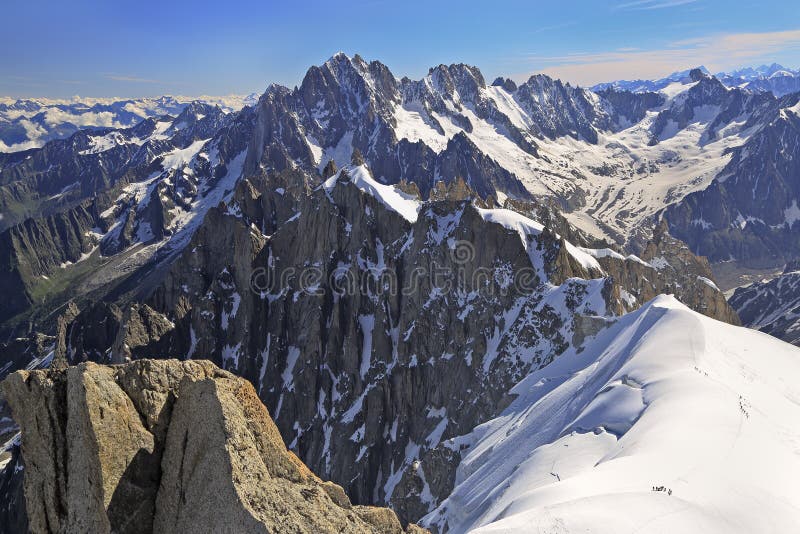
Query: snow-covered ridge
[
  {"left": 578, "top": 247, "right": 651, "bottom": 268},
  {"left": 477, "top": 207, "right": 602, "bottom": 273},
  {"left": 321, "top": 162, "right": 699, "bottom": 282},
  {"left": 424, "top": 296, "right": 800, "bottom": 533},
  {"left": 322, "top": 164, "right": 608, "bottom": 274},
  {"left": 322, "top": 164, "right": 422, "bottom": 223}
]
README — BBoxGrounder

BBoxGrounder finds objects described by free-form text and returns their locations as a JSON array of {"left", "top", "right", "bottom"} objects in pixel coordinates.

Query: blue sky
[{"left": 2, "top": 0, "right": 800, "bottom": 98}]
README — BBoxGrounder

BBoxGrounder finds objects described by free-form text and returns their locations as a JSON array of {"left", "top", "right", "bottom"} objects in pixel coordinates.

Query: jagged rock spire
[
  {"left": 52, "top": 302, "right": 80, "bottom": 370},
  {"left": 322, "top": 159, "right": 338, "bottom": 179},
  {"left": 351, "top": 148, "right": 366, "bottom": 167}
]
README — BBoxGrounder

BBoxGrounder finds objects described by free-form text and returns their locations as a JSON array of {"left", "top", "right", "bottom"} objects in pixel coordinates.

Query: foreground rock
[{"left": 0, "top": 359, "right": 426, "bottom": 534}]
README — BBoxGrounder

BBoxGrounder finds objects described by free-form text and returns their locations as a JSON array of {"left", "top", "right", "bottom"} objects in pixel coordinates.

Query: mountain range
[
  {"left": 0, "top": 94, "right": 258, "bottom": 153},
  {"left": 0, "top": 54, "right": 799, "bottom": 533},
  {"left": 592, "top": 63, "right": 800, "bottom": 97}
]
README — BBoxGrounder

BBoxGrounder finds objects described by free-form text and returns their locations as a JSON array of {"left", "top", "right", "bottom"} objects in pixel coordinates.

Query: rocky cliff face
[
  {"left": 0, "top": 359, "right": 427, "bottom": 534},
  {"left": 0, "top": 199, "right": 104, "bottom": 324},
  {"left": 632, "top": 219, "right": 739, "bottom": 325},
  {"left": 0, "top": 104, "right": 229, "bottom": 232},
  {"left": 0, "top": 102, "right": 252, "bottom": 333}
]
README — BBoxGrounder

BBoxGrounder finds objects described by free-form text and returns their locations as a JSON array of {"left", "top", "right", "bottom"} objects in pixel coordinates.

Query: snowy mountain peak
[
  {"left": 769, "top": 69, "right": 794, "bottom": 79},
  {"left": 420, "top": 63, "right": 487, "bottom": 109},
  {"left": 688, "top": 67, "right": 709, "bottom": 82},
  {"left": 591, "top": 66, "right": 709, "bottom": 93},
  {"left": 755, "top": 62, "right": 790, "bottom": 76},
  {"left": 322, "top": 164, "right": 421, "bottom": 222}
]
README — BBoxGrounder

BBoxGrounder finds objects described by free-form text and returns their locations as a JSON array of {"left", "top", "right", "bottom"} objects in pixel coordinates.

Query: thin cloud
[
  {"left": 105, "top": 74, "right": 163, "bottom": 84},
  {"left": 531, "top": 21, "right": 578, "bottom": 34},
  {"left": 616, "top": 0, "right": 699, "bottom": 10},
  {"left": 515, "top": 28, "right": 800, "bottom": 86}
]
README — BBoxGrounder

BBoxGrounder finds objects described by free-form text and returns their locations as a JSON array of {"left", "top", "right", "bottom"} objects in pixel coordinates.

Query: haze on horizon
[{"left": 2, "top": 0, "right": 799, "bottom": 98}]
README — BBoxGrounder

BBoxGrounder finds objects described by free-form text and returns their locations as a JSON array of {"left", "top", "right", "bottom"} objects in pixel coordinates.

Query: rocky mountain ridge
[
  {"left": 0, "top": 100, "right": 255, "bottom": 329},
  {"left": 4, "top": 53, "right": 800, "bottom": 296},
  {"left": 663, "top": 89, "right": 800, "bottom": 266}
]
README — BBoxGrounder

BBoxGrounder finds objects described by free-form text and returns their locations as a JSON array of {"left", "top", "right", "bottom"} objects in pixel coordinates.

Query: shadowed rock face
[
  {"left": 664, "top": 92, "right": 800, "bottom": 266},
  {"left": 729, "top": 263, "right": 800, "bottom": 346},
  {"left": 0, "top": 359, "right": 427, "bottom": 534}
]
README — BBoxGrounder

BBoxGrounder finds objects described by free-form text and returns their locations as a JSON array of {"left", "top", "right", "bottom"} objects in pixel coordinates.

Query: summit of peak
[
  {"left": 328, "top": 51, "right": 351, "bottom": 62},
  {"left": 689, "top": 67, "right": 710, "bottom": 82}
]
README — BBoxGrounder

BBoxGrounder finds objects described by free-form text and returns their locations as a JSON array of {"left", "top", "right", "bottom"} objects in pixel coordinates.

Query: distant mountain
[
  {"left": 717, "top": 64, "right": 800, "bottom": 97},
  {"left": 590, "top": 66, "right": 800, "bottom": 267},
  {"left": 662, "top": 84, "right": 800, "bottom": 266},
  {"left": 594, "top": 63, "right": 800, "bottom": 97},
  {"left": 729, "top": 261, "right": 800, "bottom": 345},
  {"left": 724, "top": 62, "right": 789, "bottom": 79},
  {"left": 0, "top": 94, "right": 259, "bottom": 152},
  {"left": 4, "top": 55, "right": 800, "bottom": 289},
  {"left": 591, "top": 66, "right": 712, "bottom": 93}
]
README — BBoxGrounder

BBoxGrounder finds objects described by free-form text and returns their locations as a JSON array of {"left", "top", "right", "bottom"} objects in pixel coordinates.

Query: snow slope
[
  {"left": 323, "top": 165, "right": 422, "bottom": 223},
  {"left": 477, "top": 207, "right": 602, "bottom": 273},
  {"left": 484, "top": 82, "right": 749, "bottom": 243},
  {"left": 424, "top": 295, "right": 800, "bottom": 533}
]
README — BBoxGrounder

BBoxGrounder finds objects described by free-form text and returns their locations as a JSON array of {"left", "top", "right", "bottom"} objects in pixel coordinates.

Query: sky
[{"left": 2, "top": 0, "right": 800, "bottom": 98}]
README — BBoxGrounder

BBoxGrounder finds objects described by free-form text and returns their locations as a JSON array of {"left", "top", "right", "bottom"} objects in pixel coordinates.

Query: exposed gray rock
[
  {"left": 1, "top": 359, "right": 427, "bottom": 534},
  {"left": 322, "top": 159, "right": 338, "bottom": 179},
  {"left": 594, "top": 219, "right": 740, "bottom": 325},
  {"left": 0, "top": 53, "right": 763, "bottom": 532}
]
